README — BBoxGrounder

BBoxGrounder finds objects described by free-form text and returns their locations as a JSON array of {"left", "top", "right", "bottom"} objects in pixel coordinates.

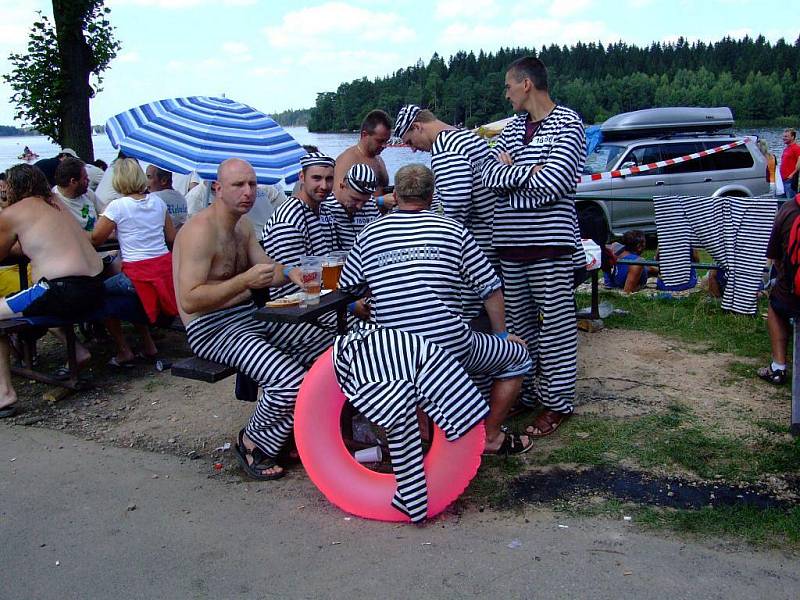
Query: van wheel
[{"left": 577, "top": 204, "right": 609, "bottom": 246}]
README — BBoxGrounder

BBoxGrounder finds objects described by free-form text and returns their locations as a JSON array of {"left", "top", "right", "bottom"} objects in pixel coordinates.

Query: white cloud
[
  {"left": 109, "top": 0, "right": 254, "bottom": 7},
  {"left": 439, "top": 19, "right": 619, "bottom": 51},
  {"left": 263, "top": 2, "right": 415, "bottom": 49},
  {"left": 221, "top": 41, "right": 253, "bottom": 62},
  {"left": 435, "top": 0, "right": 497, "bottom": 20},
  {"left": 549, "top": 0, "right": 593, "bottom": 18}
]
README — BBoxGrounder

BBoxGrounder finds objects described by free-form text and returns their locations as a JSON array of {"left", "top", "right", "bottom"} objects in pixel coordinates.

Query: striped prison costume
[
  {"left": 654, "top": 195, "right": 776, "bottom": 314},
  {"left": 431, "top": 128, "right": 500, "bottom": 321},
  {"left": 186, "top": 302, "right": 333, "bottom": 458},
  {"left": 261, "top": 196, "right": 331, "bottom": 299},
  {"left": 480, "top": 106, "right": 586, "bottom": 414},
  {"left": 332, "top": 323, "right": 489, "bottom": 522},
  {"left": 319, "top": 195, "right": 381, "bottom": 252},
  {"left": 338, "top": 209, "right": 531, "bottom": 388}
]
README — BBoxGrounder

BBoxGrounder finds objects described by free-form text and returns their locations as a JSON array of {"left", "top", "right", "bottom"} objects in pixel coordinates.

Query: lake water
[{"left": 0, "top": 125, "right": 786, "bottom": 182}]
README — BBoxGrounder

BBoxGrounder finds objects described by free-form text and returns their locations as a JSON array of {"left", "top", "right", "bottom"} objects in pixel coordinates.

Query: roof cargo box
[{"left": 600, "top": 107, "right": 734, "bottom": 140}]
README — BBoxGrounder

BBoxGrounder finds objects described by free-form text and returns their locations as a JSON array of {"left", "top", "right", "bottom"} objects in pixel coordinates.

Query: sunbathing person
[
  {"left": 604, "top": 230, "right": 657, "bottom": 293},
  {"left": 173, "top": 158, "right": 332, "bottom": 480},
  {"left": 0, "top": 164, "right": 105, "bottom": 418},
  {"left": 92, "top": 158, "right": 177, "bottom": 366}
]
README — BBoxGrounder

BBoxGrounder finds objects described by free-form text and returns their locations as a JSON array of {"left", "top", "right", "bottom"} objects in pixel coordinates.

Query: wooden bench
[{"left": 170, "top": 356, "right": 236, "bottom": 383}]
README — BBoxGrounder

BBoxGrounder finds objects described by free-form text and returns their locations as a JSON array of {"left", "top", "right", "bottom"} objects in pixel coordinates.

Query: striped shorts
[{"left": 186, "top": 302, "right": 333, "bottom": 457}]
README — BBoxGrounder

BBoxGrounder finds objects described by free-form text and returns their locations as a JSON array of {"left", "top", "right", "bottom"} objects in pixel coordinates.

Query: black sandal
[
  {"left": 482, "top": 427, "right": 534, "bottom": 456},
  {"left": 235, "top": 429, "right": 285, "bottom": 481},
  {"left": 757, "top": 365, "right": 787, "bottom": 385}
]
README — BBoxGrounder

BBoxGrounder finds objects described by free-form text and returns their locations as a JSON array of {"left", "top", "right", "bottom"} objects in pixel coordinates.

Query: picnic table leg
[
  {"left": 64, "top": 326, "right": 81, "bottom": 388},
  {"left": 792, "top": 323, "right": 800, "bottom": 437},
  {"left": 336, "top": 306, "right": 348, "bottom": 336},
  {"left": 590, "top": 269, "right": 600, "bottom": 320}
]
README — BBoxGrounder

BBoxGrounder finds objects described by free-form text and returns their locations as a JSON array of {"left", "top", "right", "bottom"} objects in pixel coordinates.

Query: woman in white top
[{"left": 92, "top": 159, "right": 176, "bottom": 366}]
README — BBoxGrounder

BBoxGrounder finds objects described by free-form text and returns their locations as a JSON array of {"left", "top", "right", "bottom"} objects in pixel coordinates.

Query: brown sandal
[{"left": 526, "top": 409, "right": 571, "bottom": 438}]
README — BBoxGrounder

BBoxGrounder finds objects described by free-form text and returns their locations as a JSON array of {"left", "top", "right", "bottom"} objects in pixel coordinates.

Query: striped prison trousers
[
  {"left": 654, "top": 195, "right": 776, "bottom": 314},
  {"left": 333, "top": 324, "right": 489, "bottom": 523},
  {"left": 501, "top": 256, "right": 577, "bottom": 414},
  {"left": 186, "top": 302, "right": 333, "bottom": 457}
]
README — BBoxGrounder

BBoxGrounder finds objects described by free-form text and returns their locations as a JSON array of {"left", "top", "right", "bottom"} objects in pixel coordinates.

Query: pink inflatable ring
[{"left": 294, "top": 347, "right": 485, "bottom": 522}]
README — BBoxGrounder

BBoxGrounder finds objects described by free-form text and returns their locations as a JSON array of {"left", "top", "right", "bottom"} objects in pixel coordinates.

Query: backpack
[{"left": 784, "top": 194, "right": 800, "bottom": 295}]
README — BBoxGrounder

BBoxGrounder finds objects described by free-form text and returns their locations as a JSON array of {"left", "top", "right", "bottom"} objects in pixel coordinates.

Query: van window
[
  {"left": 699, "top": 143, "right": 754, "bottom": 170},
  {"left": 621, "top": 145, "right": 663, "bottom": 174},
  {"left": 660, "top": 142, "right": 706, "bottom": 174},
  {"left": 584, "top": 143, "right": 626, "bottom": 175}
]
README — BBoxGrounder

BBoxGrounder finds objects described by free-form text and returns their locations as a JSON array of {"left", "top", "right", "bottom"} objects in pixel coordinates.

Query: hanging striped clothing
[
  {"left": 431, "top": 128, "right": 500, "bottom": 320},
  {"left": 654, "top": 195, "right": 775, "bottom": 314},
  {"left": 186, "top": 302, "right": 333, "bottom": 458},
  {"left": 333, "top": 323, "right": 488, "bottom": 522},
  {"left": 480, "top": 106, "right": 585, "bottom": 248},
  {"left": 319, "top": 195, "right": 381, "bottom": 251},
  {"left": 261, "top": 196, "right": 331, "bottom": 299}
]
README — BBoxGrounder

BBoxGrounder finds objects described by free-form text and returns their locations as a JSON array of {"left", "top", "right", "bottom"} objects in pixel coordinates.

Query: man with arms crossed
[
  {"left": 0, "top": 164, "right": 105, "bottom": 417},
  {"left": 480, "top": 56, "right": 586, "bottom": 439},
  {"left": 334, "top": 110, "right": 391, "bottom": 206},
  {"left": 173, "top": 158, "right": 331, "bottom": 480}
]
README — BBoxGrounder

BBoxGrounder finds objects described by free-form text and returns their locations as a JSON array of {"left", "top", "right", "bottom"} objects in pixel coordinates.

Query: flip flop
[
  {"left": 482, "top": 428, "right": 534, "bottom": 456},
  {"left": 0, "top": 404, "right": 18, "bottom": 418},
  {"left": 525, "top": 409, "right": 572, "bottom": 438},
  {"left": 107, "top": 357, "right": 136, "bottom": 369},
  {"left": 234, "top": 428, "right": 285, "bottom": 481}
]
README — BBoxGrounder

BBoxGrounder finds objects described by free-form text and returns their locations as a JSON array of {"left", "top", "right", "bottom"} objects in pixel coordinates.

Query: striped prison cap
[
  {"left": 345, "top": 163, "right": 377, "bottom": 195},
  {"left": 393, "top": 104, "right": 422, "bottom": 140},
  {"left": 300, "top": 151, "right": 335, "bottom": 170}
]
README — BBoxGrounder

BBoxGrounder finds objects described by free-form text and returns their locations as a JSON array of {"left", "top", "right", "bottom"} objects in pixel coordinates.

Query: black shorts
[
  {"left": 14, "top": 275, "right": 105, "bottom": 320},
  {"left": 769, "top": 291, "right": 800, "bottom": 321}
]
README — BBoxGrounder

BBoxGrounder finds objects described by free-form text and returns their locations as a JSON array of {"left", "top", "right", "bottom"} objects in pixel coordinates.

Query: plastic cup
[
  {"left": 354, "top": 445, "right": 383, "bottom": 463},
  {"left": 299, "top": 256, "right": 323, "bottom": 307},
  {"left": 322, "top": 251, "right": 348, "bottom": 290}
]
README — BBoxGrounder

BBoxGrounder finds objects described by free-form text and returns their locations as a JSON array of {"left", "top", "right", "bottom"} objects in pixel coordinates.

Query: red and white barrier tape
[{"left": 577, "top": 137, "right": 752, "bottom": 184}]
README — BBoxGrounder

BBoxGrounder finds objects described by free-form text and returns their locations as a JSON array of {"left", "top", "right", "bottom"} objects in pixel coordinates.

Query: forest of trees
[{"left": 302, "top": 35, "right": 800, "bottom": 132}]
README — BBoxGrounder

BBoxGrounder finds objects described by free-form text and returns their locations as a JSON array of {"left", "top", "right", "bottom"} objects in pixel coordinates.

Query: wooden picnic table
[{"left": 253, "top": 289, "right": 358, "bottom": 336}]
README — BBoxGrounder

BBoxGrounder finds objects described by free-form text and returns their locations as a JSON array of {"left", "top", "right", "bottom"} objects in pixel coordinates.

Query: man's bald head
[
  {"left": 214, "top": 158, "right": 257, "bottom": 215},
  {"left": 217, "top": 158, "right": 255, "bottom": 185}
]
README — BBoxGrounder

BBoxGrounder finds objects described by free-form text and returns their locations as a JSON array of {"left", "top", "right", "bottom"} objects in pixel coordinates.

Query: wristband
[
  {"left": 376, "top": 195, "right": 384, "bottom": 208},
  {"left": 347, "top": 302, "right": 357, "bottom": 313},
  {"left": 494, "top": 331, "right": 509, "bottom": 340},
  {"left": 282, "top": 265, "right": 293, "bottom": 279}
]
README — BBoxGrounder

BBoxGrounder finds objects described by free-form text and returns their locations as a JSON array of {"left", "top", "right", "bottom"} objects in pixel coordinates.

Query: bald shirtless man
[
  {"left": 334, "top": 110, "right": 391, "bottom": 204},
  {"left": 0, "top": 164, "right": 105, "bottom": 418},
  {"left": 173, "top": 158, "right": 332, "bottom": 480}
]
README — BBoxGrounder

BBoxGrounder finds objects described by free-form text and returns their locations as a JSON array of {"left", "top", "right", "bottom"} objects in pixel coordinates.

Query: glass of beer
[
  {"left": 322, "top": 251, "right": 347, "bottom": 290},
  {"left": 299, "top": 256, "right": 323, "bottom": 307}
]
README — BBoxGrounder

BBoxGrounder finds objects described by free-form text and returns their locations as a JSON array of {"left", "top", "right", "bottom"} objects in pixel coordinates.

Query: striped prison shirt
[
  {"left": 186, "top": 302, "right": 333, "bottom": 458},
  {"left": 261, "top": 196, "right": 331, "bottom": 299},
  {"left": 332, "top": 323, "right": 488, "bottom": 522},
  {"left": 338, "top": 209, "right": 501, "bottom": 358},
  {"left": 480, "top": 106, "right": 586, "bottom": 249},
  {"left": 319, "top": 195, "right": 381, "bottom": 251},
  {"left": 654, "top": 195, "right": 775, "bottom": 314},
  {"left": 431, "top": 128, "right": 500, "bottom": 321}
]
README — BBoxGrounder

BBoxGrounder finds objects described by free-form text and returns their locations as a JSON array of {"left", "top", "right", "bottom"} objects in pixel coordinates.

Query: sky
[{"left": 0, "top": 0, "right": 795, "bottom": 127}]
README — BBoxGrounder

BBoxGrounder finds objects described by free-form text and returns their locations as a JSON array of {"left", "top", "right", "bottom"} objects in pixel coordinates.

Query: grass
[
  {"left": 559, "top": 499, "right": 800, "bottom": 548},
  {"left": 577, "top": 288, "right": 772, "bottom": 360},
  {"left": 529, "top": 405, "right": 800, "bottom": 481}
]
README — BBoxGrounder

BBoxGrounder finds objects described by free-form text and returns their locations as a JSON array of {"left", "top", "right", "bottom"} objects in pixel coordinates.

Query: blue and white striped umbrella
[{"left": 105, "top": 96, "right": 304, "bottom": 184}]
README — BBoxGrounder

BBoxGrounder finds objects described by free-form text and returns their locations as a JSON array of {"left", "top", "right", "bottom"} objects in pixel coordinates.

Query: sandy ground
[{"left": 7, "top": 325, "right": 790, "bottom": 464}]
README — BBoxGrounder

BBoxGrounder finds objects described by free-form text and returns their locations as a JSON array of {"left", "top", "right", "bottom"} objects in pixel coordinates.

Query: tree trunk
[{"left": 52, "top": 0, "right": 95, "bottom": 161}]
